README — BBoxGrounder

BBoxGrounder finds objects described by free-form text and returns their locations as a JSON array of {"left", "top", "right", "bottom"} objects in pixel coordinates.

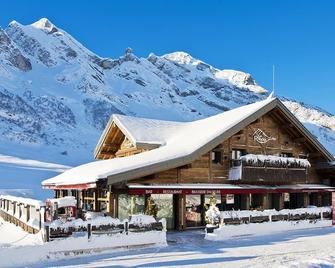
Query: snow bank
[
  {"left": 129, "top": 214, "right": 156, "bottom": 226},
  {"left": 0, "top": 231, "right": 166, "bottom": 268},
  {"left": 206, "top": 220, "right": 333, "bottom": 241},
  {"left": 91, "top": 216, "right": 122, "bottom": 227},
  {"left": 0, "top": 218, "right": 43, "bottom": 247}
]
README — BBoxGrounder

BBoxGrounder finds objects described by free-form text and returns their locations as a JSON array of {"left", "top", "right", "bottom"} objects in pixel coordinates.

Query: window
[
  {"left": 299, "top": 154, "right": 308, "bottom": 159},
  {"left": 211, "top": 151, "right": 223, "bottom": 164},
  {"left": 62, "top": 190, "right": 68, "bottom": 197},
  {"left": 231, "top": 149, "right": 246, "bottom": 160},
  {"left": 280, "top": 152, "right": 293, "bottom": 157}
]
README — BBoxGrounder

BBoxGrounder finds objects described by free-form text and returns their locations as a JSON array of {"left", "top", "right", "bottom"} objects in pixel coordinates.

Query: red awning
[
  {"left": 127, "top": 184, "right": 335, "bottom": 195},
  {"left": 42, "top": 182, "right": 97, "bottom": 190}
]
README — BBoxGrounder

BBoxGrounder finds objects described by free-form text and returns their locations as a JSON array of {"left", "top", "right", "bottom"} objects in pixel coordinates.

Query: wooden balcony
[{"left": 228, "top": 159, "right": 308, "bottom": 184}]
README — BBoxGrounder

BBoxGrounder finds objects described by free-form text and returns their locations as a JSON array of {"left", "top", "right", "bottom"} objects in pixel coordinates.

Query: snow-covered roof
[
  {"left": 42, "top": 97, "right": 334, "bottom": 188},
  {"left": 47, "top": 196, "right": 77, "bottom": 208},
  {"left": 112, "top": 114, "right": 184, "bottom": 147}
]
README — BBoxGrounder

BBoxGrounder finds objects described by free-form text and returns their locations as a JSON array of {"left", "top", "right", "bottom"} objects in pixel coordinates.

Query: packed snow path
[{"left": 26, "top": 227, "right": 335, "bottom": 268}]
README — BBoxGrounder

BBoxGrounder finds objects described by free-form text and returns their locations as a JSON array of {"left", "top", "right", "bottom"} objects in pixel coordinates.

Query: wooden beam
[{"left": 294, "top": 137, "right": 306, "bottom": 143}]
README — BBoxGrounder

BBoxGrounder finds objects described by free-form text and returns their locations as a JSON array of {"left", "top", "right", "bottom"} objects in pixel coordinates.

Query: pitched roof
[{"left": 42, "top": 97, "right": 334, "bottom": 188}]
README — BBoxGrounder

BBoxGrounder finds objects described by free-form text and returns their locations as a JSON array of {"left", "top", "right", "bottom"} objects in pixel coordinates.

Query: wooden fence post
[
  {"left": 54, "top": 202, "right": 58, "bottom": 220},
  {"left": 88, "top": 223, "right": 92, "bottom": 240},
  {"left": 124, "top": 221, "right": 129, "bottom": 235},
  {"left": 45, "top": 225, "right": 50, "bottom": 242}
]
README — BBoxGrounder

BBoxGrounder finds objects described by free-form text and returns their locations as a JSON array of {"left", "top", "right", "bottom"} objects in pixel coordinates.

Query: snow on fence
[
  {"left": 0, "top": 195, "right": 45, "bottom": 234},
  {"left": 240, "top": 154, "right": 311, "bottom": 168},
  {"left": 45, "top": 214, "right": 166, "bottom": 242},
  {"left": 0, "top": 195, "right": 166, "bottom": 245},
  {"left": 219, "top": 206, "right": 331, "bottom": 225},
  {"left": 206, "top": 207, "right": 333, "bottom": 240}
]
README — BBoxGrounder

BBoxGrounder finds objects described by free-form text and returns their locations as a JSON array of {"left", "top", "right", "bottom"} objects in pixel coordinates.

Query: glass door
[{"left": 185, "top": 195, "right": 202, "bottom": 228}]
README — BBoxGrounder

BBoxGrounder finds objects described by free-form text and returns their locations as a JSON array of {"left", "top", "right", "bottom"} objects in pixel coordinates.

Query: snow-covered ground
[
  {"left": 1, "top": 216, "right": 335, "bottom": 268},
  {"left": 0, "top": 217, "right": 166, "bottom": 268},
  {"left": 0, "top": 218, "right": 43, "bottom": 247},
  {"left": 23, "top": 226, "right": 335, "bottom": 268}
]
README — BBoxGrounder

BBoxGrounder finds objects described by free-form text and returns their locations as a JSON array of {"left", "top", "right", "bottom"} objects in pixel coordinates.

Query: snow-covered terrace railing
[
  {"left": 46, "top": 214, "right": 166, "bottom": 241},
  {"left": 228, "top": 154, "right": 311, "bottom": 181},
  {"left": 240, "top": 154, "right": 311, "bottom": 168},
  {"left": 0, "top": 195, "right": 46, "bottom": 234},
  {"left": 219, "top": 206, "right": 331, "bottom": 225}
]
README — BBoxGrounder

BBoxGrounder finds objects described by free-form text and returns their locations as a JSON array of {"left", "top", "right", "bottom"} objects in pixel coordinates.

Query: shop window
[
  {"left": 251, "top": 194, "right": 264, "bottom": 209},
  {"left": 118, "top": 194, "right": 145, "bottom": 221},
  {"left": 205, "top": 194, "right": 222, "bottom": 210},
  {"left": 71, "top": 190, "right": 78, "bottom": 198},
  {"left": 151, "top": 194, "right": 174, "bottom": 229},
  {"left": 185, "top": 195, "right": 202, "bottom": 227}
]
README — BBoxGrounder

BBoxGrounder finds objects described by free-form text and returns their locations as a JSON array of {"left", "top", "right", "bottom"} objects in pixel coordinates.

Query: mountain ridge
[{"left": 0, "top": 18, "right": 334, "bottom": 167}]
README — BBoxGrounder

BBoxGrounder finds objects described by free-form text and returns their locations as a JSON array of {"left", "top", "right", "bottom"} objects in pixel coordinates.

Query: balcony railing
[{"left": 228, "top": 154, "right": 309, "bottom": 183}]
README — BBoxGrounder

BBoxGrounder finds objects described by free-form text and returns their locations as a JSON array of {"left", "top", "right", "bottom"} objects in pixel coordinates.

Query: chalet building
[{"left": 42, "top": 97, "right": 335, "bottom": 230}]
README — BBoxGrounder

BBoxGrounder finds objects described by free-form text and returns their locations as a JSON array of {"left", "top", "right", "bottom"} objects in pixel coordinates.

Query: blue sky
[{"left": 1, "top": 0, "right": 335, "bottom": 113}]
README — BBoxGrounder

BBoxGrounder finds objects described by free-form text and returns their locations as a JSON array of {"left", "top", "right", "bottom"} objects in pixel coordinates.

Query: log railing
[
  {"left": 228, "top": 162, "right": 308, "bottom": 182},
  {"left": 0, "top": 195, "right": 45, "bottom": 234}
]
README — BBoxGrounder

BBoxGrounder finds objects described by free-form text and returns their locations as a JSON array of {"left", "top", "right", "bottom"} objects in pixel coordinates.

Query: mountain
[{"left": 1, "top": 17, "right": 335, "bottom": 172}]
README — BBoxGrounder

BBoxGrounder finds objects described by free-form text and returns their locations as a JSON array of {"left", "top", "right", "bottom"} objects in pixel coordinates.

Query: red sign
[
  {"left": 332, "top": 192, "right": 335, "bottom": 225},
  {"left": 128, "top": 188, "right": 333, "bottom": 195}
]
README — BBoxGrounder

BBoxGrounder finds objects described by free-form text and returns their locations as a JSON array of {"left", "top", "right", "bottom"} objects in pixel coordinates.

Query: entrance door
[
  {"left": 151, "top": 194, "right": 175, "bottom": 230},
  {"left": 185, "top": 195, "right": 202, "bottom": 228}
]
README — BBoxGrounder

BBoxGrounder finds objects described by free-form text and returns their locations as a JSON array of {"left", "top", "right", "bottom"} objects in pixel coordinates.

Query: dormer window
[{"left": 212, "top": 150, "right": 223, "bottom": 165}]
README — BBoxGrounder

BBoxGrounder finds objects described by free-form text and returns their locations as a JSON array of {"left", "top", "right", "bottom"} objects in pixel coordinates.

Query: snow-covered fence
[
  {"left": 206, "top": 207, "right": 332, "bottom": 235},
  {"left": 0, "top": 195, "right": 45, "bottom": 234},
  {"left": 219, "top": 206, "right": 331, "bottom": 225},
  {"left": 46, "top": 214, "right": 166, "bottom": 241}
]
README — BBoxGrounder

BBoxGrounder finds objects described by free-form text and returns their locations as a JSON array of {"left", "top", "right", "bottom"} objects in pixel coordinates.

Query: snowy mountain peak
[
  {"left": 214, "top": 69, "right": 267, "bottom": 94},
  {"left": 31, "top": 18, "right": 57, "bottom": 33},
  {"left": 8, "top": 20, "right": 20, "bottom": 27},
  {"left": 163, "top": 51, "right": 199, "bottom": 65}
]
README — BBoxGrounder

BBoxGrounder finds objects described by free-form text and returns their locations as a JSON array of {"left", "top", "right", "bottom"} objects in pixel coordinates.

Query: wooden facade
[{"left": 124, "top": 110, "right": 326, "bottom": 186}]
